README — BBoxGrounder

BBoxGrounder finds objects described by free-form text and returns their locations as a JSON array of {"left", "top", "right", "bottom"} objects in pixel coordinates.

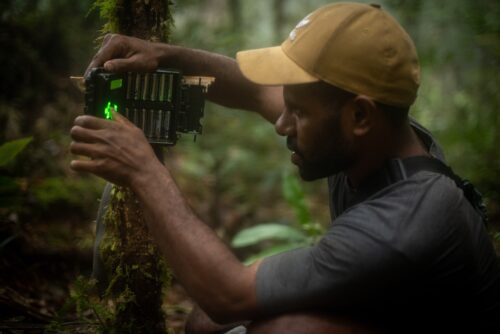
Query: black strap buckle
[{"left": 461, "top": 180, "right": 489, "bottom": 224}]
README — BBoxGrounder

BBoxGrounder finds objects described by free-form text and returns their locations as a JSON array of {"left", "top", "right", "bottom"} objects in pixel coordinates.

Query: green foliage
[
  {"left": 0, "top": 0, "right": 104, "bottom": 217},
  {"left": 0, "top": 0, "right": 99, "bottom": 111},
  {"left": 383, "top": 0, "right": 500, "bottom": 203},
  {"left": 231, "top": 172, "right": 324, "bottom": 263},
  {"left": 231, "top": 223, "right": 308, "bottom": 248},
  {"left": 31, "top": 176, "right": 105, "bottom": 212},
  {"left": 243, "top": 243, "right": 306, "bottom": 265},
  {"left": 47, "top": 276, "right": 114, "bottom": 333},
  {"left": 0, "top": 137, "right": 32, "bottom": 212},
  {"left": 282, "top": 172, "right": 323, "bottom": 238},
  {"left": 0, "top": 137, "right": 32, "bottom": 167}
]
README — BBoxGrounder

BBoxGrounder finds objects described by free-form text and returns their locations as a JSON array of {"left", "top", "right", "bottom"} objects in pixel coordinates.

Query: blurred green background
[{"left": 0, "top": 0, "right": 499, "bottom": 328}]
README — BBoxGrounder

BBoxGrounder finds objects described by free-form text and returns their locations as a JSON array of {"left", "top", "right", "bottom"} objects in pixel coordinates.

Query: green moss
[
  {"left": 99, "top": 186, "right": 169, "bottom": 333},
  {"left": 48, "top": 276, "right": 114, "bottom": 333},
  {"left": 91, "top": 0, "right": 120, "bottom": 34},
  {"left": 91, "top": 0, "right": 175, "bottom": 42}
]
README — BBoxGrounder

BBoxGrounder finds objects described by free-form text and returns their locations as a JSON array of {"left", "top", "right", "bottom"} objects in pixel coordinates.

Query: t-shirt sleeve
[
  {"left": 255, "top": 174, "right": 463, "bottom": 315},
  {"left": 256, "top": 196, "right": 434, "bottom": 314},
  {"left": 256, "top": 217, "right": 412, "bottom": 314}
]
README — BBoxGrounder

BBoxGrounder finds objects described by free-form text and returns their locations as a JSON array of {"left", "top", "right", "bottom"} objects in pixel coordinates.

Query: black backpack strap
[{"left": 395, "top": 156, "right": 489, "bottom": 224}]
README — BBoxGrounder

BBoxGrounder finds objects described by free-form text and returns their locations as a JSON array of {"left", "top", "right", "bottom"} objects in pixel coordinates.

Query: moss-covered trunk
[
  {"left": 94, "top": 1, "right": 174, "bottom": 333},
  {"left": 101, "top": 187, "right": 168, "bottom": 333}
]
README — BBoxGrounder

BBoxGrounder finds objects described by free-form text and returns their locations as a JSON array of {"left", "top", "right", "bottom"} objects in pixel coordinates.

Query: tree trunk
[
  {"left": 114, "top": 0, "right": 173, "bottom": 42},
  {"left": 94, "top": 0, "right": 174, "bottom": 333},
  {"left": 100, "top": 187, "right": 169, "bottom": 333}
]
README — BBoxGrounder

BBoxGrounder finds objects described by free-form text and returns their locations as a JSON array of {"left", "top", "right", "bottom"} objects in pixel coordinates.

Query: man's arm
[
  {"left": 86, "top": 34, "right": 284, "bottom": 123},
  {"left": 133, "top": 155, "right": 261, "bottom": 323},
  {"left": 70, "top": 113, "right": 262, "bottom": 323}
]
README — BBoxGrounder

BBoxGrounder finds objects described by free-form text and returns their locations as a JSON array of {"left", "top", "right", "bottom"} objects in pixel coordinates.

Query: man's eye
[{"left": 291, "top": 108, "right": 302, "bottom": 116}]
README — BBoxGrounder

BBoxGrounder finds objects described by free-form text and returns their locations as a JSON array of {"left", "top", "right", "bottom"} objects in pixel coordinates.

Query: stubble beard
[
  {"left": 297, "top": 146, "right": 355, "bottom": 181},
  {"left": 296, "top": 120, "right": 355, "bottom": 181}
]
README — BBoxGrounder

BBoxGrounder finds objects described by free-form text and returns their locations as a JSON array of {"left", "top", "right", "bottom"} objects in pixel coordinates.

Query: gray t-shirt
[{"left": 255, "top": 122, "right": 500, "bottom": 331}]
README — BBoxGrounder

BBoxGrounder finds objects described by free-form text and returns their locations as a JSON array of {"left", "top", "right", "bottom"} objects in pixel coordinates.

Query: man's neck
[{"left": 346, "top": 121, "right": 429, "bottom": 188}]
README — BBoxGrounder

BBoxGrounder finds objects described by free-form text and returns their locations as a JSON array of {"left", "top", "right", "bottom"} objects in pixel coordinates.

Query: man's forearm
[
  {"left": 153, "top": 44, "right": 283, "bottom": 123},
  {"left": 130, "top": 162, "right": 260, "bottom": 323},
  {"left": 85, "top": 34, "right": 283, "bottom": 122}
]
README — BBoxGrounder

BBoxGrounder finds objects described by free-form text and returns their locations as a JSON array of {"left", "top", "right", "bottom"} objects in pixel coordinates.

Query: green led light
[
  {"left": 104, "top": 101, "right": 117, "bottom": 120},
  {"left": 110, "top": 79, "right": 123, "bottom": 90}
]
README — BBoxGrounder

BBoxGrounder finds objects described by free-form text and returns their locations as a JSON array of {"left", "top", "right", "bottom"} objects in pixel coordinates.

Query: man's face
[{"left": 275, "top": 83, "right": 356, "bottom": 181}]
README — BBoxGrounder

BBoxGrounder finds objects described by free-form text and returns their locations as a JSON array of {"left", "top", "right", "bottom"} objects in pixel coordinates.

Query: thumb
[
  {"left": 111, "top": 109, "right": 128, "bottom": 124},
  {"left": 104, "top": 55, "right": 151, "bottom": 73},
  {"left": 112, "top": 109, "right": 131, "bottom": 125},
  {"left": 104, "top": 58, "right": 130, "bottom": 73}
]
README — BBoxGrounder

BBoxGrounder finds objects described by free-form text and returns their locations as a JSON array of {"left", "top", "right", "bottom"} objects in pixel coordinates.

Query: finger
[
  {"left": 112, "top": 110, "right": 134, "bottom": 126},
  {"left": 70, "top": 126, "right": 99, "bottom": 143},
  {"left": 74, "top": 115, "right": 116, "bottom": 130},
  {"left": 70, "top": 141, "right": 108, "bottom": 159},
  {"left": 70, "top": 159, "right": 107, "bottom": 176},
  {"left": 70, "top": 158, "right": 124, "bottom": 187},
  {"left": 104, "top": 58, "right": 133, "bottom": 73},
  {"left": 104, "top": 53, "right": 152, "bottom": 73},
  {"left": 70, "top": 125, "right": 116, "bottom": 146}
]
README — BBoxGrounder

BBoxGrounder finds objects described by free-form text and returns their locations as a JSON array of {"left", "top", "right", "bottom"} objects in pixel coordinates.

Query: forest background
[{"left": 1, "top": 0, "right": 499, "bottom": 332}]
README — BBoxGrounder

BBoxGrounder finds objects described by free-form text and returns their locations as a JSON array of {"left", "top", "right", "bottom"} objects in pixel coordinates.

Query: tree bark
[
  {"left": 95, "top": 0, "right": 174, "bottom": 333},
  {"left": 115, "top": 0, "right": 173, "bottom": 42}
]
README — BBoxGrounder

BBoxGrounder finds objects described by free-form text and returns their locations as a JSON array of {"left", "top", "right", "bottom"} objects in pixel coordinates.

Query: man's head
[
  {"left": 276, "top": 82, "right": 353, "bottom": 180},
  {"left": 276, "top": 82, "right": 409, "bottom": 180},
  {"left": 236, "top": 2, "right": 420, "bottom": 180}
]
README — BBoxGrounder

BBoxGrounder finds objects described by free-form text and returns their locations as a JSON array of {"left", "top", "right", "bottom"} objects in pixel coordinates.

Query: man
[{"left": 70, "top": 3, "right": 500, "bottom": 333}]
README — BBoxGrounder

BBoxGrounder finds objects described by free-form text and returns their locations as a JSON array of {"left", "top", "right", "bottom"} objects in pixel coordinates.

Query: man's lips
[
  {"left": 286, "top": 137, "right": 298, "bottom": 153},
  {"left": 287, "top": 137, "right": 302, "bottom": 165},
  {"left": 291, "top": 151, "right": 303, "bottom": 165}
]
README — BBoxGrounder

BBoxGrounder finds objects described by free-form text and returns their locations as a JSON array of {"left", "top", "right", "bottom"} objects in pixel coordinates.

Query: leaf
[
  {"left": 243, "top": 242, "right": 308, "bottom": 265},
  {"left": 0, "top": 137, "right": 33, "bottom": 167},
  {"left": 231, "top": 223, "right": 307, "bottom": 248}
]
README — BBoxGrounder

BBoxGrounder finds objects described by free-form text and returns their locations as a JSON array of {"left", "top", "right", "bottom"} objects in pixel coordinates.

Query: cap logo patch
[{"left": 289, "top": 14, "right": 312, "bottom": 41}]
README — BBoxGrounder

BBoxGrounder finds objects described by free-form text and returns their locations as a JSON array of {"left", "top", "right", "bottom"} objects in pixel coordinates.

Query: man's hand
[
  {"left": 85, "top": 34, "right": 161, "bottom": 77},
  {"left": 69, "top": 111, "right": 162, "bottom": 188}
]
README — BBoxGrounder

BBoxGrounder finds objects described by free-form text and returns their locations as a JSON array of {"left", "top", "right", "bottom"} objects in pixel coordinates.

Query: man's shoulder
[
  {"left": 344, "top": 171, "right": 464, "bottom": 221},
  {"left": 381, "top": 170, "right": 462, "bottom": 207},
  {"left": 330, "top": 172, "right": 472, "bottom": 254}
]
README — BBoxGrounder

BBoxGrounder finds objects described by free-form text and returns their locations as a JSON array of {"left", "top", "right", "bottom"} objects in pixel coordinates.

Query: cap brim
[{"left": 236, "top": 46, "right": 319, "bottom": 86}]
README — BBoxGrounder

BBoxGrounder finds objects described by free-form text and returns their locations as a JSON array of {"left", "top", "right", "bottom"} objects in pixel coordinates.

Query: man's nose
[{"left": 274, "top": 110, "right": 295, "bottom": 137}]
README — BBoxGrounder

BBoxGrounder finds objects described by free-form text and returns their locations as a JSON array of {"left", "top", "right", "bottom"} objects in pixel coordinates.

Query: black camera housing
[{"left": 84, "top": 68, "right": 207, "bottom": 145}]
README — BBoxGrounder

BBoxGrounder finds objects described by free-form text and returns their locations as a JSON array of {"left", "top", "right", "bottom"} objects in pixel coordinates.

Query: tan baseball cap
[{"left": 236, "top": 2, "right": 420, "bottom": 107}]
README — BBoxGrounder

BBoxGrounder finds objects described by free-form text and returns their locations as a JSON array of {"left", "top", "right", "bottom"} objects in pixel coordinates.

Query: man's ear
[{"left": 350, "top": 95, "right": 377, "bottom": 137}]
